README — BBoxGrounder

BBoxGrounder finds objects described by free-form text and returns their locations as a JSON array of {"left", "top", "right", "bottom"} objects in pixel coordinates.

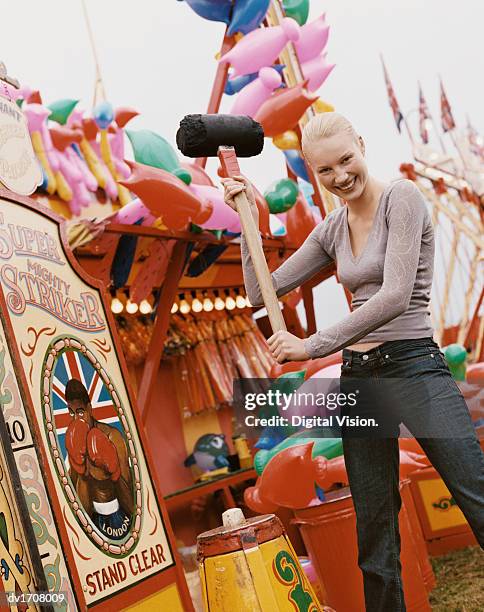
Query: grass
[{"left": 429, "top": 546, "right": 484, "bottom": 611}]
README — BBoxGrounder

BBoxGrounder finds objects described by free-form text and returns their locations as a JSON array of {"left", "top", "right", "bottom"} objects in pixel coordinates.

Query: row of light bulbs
[
  {"left": 171, "top": 290, "right": 251, "bottom": 314},
  {"left": 110, "top": 289, "right": 251, "bottom": 316},
  {"left": 111, "top": 296, "right": 152, "bottom": 315}
]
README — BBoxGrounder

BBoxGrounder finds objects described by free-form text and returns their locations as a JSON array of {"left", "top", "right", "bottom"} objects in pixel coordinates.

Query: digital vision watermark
[{"left": 232, "top": 376, "right": 481, "bottom": 439}]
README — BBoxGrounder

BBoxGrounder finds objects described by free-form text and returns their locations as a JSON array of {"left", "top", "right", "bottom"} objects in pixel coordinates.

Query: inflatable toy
[
  {"left": 282, "top": 0, "right": 310, "bottom": 26},
  {"left": 120, "top": 161, "right": 212, "bottom": 230},
  {"left": 286, "top": 193, "right": 317, "bottom": 246},
  {"left": 47, "top": 98, "right": 79, "bottom": 125},
  {"left": 264, "top": 177, "right": 299, "bottom": 213},
  {"left": 283, "top": 149, "right": 310, "bottom": 181},
  {"left": 182, "top": 0, "right": 232, "bottom": 25},
  {"left": 443, "top": 343, "right": 467, "bottom": 381},
  {"left": 227, "top": 0, "right": 270, "bottom": 36},
  {"left": 184, "top": 433, "right": 230, "bottom": 471},
  {"left": 254, "top": 82, "right": 318, "bottom": 137},
  {"left": 294, "top": 14, "right": 329, "bottom": 63},
  {"left": 219, "top": 17, "right": 300, "bottom": 76},
  {"left": 230, "top": 67, "right": 282, "bottom": 117},
  {"left": 301, "top": 55, "right": 336, "bottom": 92},
  {"left": 273, "top": 130, "right": 300, "bottom": 150},
  {"left": 126, "top": 129, "right": 191, "bottom": 184}
]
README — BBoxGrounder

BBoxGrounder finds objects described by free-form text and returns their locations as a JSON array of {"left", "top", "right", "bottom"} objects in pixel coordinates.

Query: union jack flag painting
[
  {"left": 418, "top": 83, "right": 431, "bottom": 144},
  {"left": 381, "top": 56, "right": 403, "bottom": 133},
  {"left": 440, "top": 79, "right": 456, "bottom": 133},
  {"left": 51, "top": 349, "right": 122, "bottom": 461}
]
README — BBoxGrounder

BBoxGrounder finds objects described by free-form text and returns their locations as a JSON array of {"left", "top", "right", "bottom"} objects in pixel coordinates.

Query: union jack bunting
[
  {"left": 418, "top": 83, "right": 431, "bottom": 144},
  {"left": 440, "top": 79, "right": 456, "bottom": 132},
  {"left": 51, "top": 349, "right": 121, "bottom": 461},
  {"left": 466, "top": 116, "right": 484, "bottom": 161},
  {"left": 381, "top": 57, "right": 403, "bottom": 133}
]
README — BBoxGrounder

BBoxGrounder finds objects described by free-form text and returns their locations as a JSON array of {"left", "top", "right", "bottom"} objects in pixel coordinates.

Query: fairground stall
[{"left": 0, "top": 0, "right": 482, "bottom": 610}]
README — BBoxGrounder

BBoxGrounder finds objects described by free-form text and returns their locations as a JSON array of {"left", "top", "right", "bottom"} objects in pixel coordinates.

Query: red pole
[
  {"left": 138, "top": 241, "right": 189, "bottom": 420},
  {"left": 196, "top": 32, "right": 236, "bottom": 169}
]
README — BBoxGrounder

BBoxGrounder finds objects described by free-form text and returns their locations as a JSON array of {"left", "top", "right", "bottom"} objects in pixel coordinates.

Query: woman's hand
[
  {"left": 221, "top": 175, "right": 259, "bottom": 224},
  {"left": 267, "top": 331, "right": 310, "bottom": 363}
]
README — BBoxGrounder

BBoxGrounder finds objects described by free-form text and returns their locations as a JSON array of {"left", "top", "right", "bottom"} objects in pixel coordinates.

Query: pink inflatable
[
  {"left": 110, "top": 197, "right": 156, "bottom": 226},
  {"left": 66, "top": 147, "right": 97, "bottom": 192},
  {"left": 189, "top": 183, "right": 241, "bottom": 232},
  {"left": 294, "top": 14, "right": 330, "bottom": 63},
  {"left": 301, "top": 55, "right": 336, "bottom": 92},
  {"left": 219, "top": 17, "right": 300, "bottom": 76},
  {"left": 230, "top": 67, "right": 282, "bottom": 118}
]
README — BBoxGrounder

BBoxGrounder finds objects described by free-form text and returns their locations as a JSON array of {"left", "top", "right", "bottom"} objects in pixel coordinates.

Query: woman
[{"left": 222, "top": 112, "right": 484, "bottom": 611}]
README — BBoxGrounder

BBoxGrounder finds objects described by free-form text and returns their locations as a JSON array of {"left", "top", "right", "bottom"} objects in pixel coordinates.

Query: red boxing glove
[
  {"left": 87, "top": 427, "right": 121, "bottom": 482},
  {"left": 65, "top": 419, "right": 90, "bottom": 475}
]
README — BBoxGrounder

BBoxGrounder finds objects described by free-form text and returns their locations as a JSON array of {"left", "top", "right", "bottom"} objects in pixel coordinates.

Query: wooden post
[
  {"left": 463, "top": 286, "right": 483, "bottom": 355},
  {"left": 457, "top": 249, "right": 480, "bottom": 345},
  {"left": 138, "top": 240, "right": 188, "bottom": 421},
  {"left": 266, "top": 1, "right": 338, "bottom": 220},
  {"left": 438, "top": 228, "right": 460, "bottom": 338}
]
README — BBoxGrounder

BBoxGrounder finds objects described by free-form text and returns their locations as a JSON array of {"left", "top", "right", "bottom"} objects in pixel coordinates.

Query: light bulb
[
  {"left": 235, "top": 295, "right": 246, "bottom": 309},
  {"left": 111, "top": 297, "right": 123, "bottom": 314},
  {"left": 214, "top": 297, "right": 225, "bottom": 311},
  {"left": 203, "top": 297, "right": 214, "bottom": 312},
  {"left": 245, "top": 296, "right": 252, "bottom": 307},
  {"left": 139, "top": 299, "right": 152, "bottom": 314},
  {"left": 171, "top": 302, "right": 179, "bottom": 314},
  {"left": 225, "top": 295, "right": 236, "bottom": 310},
  {"left": 126, "top": 300, "right": 138, "bottom": 314},
  {"left": 192, "top": 297, "right": 203, "bottom": 313},
  {"left": 179, "top": 299, "right": 191, "bottom": 314}
]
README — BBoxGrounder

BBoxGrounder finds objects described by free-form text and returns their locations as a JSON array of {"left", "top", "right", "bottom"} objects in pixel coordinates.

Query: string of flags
[{"left": 381, "top": 57, "right": 483, "bottom": 170}]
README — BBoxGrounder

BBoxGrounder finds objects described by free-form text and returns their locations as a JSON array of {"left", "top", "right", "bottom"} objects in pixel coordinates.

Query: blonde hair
[{"left": 301, "top": 112, "right": 359, "bottom": 156}]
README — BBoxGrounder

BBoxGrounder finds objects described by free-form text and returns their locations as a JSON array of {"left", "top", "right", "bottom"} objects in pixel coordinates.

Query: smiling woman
[{"left": 222, "top": 111, "right": 484, "bottom": 612}]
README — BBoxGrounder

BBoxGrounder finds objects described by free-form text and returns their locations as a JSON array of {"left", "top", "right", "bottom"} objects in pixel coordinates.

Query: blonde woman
[{"left": 222, "top": 112, "right": 484, "bottom": 611}]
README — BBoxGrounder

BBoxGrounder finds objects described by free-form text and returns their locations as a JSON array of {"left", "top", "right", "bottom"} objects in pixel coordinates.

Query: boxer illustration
[{"left": 64, "top": 379, "right": 134, "bottom": 540}]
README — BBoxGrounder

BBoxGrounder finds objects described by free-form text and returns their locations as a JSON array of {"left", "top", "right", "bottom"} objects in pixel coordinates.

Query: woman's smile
[{"left": 337, "top": 176, "right": 357, "bottom": 192}]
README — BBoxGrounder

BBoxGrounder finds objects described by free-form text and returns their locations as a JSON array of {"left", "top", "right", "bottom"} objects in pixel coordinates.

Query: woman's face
[{"left": 304, "top": 131, "right": 369, "bottom": 201}]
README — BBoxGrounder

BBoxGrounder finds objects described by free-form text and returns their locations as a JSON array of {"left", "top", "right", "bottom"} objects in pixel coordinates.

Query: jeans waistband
[{"left": 342, "top": 337, "right": 437, "bottom": 366}]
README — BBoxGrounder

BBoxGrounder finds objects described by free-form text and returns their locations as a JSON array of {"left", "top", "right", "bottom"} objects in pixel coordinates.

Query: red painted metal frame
[
  {"left": 138, "top": 240, "right": 189, "bottom": 422},
  {"left": 196, "top": 31, "right": 237, "bottom": 169},
  {"left": 0, "top": 187, "right": 194, "bottom": 611}
]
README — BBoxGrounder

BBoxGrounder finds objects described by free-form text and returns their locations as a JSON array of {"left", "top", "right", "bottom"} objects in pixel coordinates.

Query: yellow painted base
[
  {"left": 417, "top": 478, "right": 468, "bottom": 532},
  {"left": 123, "top": 583, "right": 184, "bottom": 611},
  {"left": 201, "top": 534, "right": 321, "bottom": 611}
]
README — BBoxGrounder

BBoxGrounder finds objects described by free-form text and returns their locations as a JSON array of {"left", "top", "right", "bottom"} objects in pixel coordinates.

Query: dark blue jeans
[{"left": 340, "top": 337, "right": 484, "bottom": 612}]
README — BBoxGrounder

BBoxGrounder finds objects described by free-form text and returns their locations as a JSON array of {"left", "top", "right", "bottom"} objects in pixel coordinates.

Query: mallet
[{"left": 176, "top": 114, "right": 286, "bottom": 333}]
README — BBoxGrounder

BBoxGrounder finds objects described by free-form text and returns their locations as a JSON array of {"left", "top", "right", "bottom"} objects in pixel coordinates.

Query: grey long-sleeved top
[{"left": 241, "top": 179, "right": 435, "bottom": 358}]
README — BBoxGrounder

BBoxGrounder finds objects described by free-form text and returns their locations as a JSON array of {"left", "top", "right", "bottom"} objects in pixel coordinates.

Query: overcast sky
[{"left": 2, "top": 0, "right": 482, "bottom": 327}]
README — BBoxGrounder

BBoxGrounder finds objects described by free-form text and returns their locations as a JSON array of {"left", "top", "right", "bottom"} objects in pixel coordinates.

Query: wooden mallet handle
[{"left": 218, "top": 146, "right": 286, "bottom": 333}]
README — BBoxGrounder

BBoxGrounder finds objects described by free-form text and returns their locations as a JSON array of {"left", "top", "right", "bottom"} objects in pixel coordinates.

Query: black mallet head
[{"left": 176, "top": 114, "right": 264, "bottom": 158}]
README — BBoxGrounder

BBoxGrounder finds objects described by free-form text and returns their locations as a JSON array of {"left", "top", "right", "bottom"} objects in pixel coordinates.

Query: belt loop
[{"left": 347, "top": 351, "right": 353, "bottom": 366}]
